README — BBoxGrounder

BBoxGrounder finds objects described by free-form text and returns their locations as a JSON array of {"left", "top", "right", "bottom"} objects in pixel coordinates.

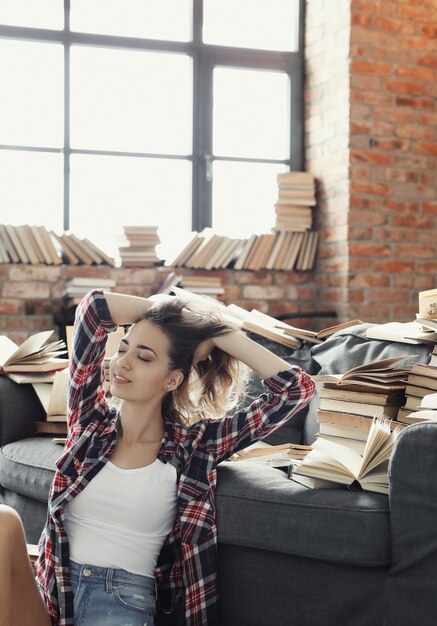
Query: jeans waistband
[{"left": 69, "top": 560, "right": 156, "bottom": 595}]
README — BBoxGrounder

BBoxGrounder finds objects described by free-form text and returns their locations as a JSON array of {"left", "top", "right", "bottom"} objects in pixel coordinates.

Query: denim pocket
[{"left": 113, "top": 583, "right": 155, "bottom": 615}]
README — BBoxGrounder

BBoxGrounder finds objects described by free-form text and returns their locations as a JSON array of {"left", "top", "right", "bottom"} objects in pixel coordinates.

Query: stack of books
[
  {"left": 179, "top": 275, "right": 224, "bottom": 297},
  {"left": 274, "top": 171, "right": 315, "bottom": 232},
  {"left": 0, "top": 224, "right": 114, "bottom": 266},
  {"left": 397, "top": 361, "right": 437, "bottom": 424},
  {"left": 312, "top": 355, "right": 414, "bottom": 454},
  {"left": 62, "top": 277, "right": 117, "bottom": 306},
  {"left": 117, "top": 226, "right": 162, "bottom": 267}
]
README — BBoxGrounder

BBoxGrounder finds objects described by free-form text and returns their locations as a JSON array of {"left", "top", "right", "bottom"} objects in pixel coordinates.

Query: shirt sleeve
[
  {"left": 199, "top": 367, "right": 315, "bottom": 464},
  {"left": 68, "top": 289, "right": 118, "bottom": 432}
]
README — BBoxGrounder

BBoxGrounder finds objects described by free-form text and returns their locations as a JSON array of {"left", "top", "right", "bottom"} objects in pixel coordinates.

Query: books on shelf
[
  {"left": 0, "top": 224, "right": 114, "bottom": 266},
  {"left": 117, "top": 225, "right": 162, "bottom": 267},
  {"left": 293, "top": 417, "right": 398, "bottom": 494},
  {"left": 166, "top": 227, "right": 318, "bottom": 272},
  {"left": 0, "top": 330, "right": 68, "bottom": 374}
]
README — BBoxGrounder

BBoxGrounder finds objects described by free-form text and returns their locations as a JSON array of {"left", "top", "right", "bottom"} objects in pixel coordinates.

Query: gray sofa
[{"left": 1, "top": 324, "right": 436, "bottom": 626}]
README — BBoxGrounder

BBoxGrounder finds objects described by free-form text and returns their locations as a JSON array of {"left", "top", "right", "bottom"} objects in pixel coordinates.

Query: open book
[
  {"left": 278, "top": 319, "right": 364, "bottom": 344},
  {"left": 0, "top": 330, "right": 68, "bottom": 373},
  {"left": 314, "top": 354, "right": 417, "bottom": 391},
  {"left": 228, "top": 441, "right": 312, "bottom": 466},
  {"left": 293, "top": 417, "right": 398, "bottom": 494}
]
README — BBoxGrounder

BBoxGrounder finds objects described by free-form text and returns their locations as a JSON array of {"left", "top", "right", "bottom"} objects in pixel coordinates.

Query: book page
[
  {"left": 0, "top": 335, "right": 19, "bottom": 368},
  {"left": 293, "top": 449, "right": 355, "bottom": 483},
  {"left": 359, "top": 418, "right": 394, "bottom": 478},
  {"left": 307, "top": 438, "right": 363, "bottom": 478}
]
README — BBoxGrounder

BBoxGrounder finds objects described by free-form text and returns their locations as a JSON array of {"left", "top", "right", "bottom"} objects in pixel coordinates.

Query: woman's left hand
[{"left": 192, "top": 338, "right": 216, "bottom": 366}]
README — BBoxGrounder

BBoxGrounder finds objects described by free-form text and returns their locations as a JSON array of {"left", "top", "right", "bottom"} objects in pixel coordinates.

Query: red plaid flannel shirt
[{"left": 36, "top": 290, "right": 315, "bottom": 626}]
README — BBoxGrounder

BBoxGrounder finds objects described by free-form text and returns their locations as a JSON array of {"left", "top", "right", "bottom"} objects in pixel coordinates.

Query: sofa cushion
[
  {"left": 216, "top": 462, "right": 391, "bottom": 567},
  {"left": 0, "top": 437, "right": 60, "bottom": 503}
]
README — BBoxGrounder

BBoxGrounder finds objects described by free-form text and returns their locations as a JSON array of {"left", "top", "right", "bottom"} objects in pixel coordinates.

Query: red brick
[
  {"left": 350, "top": 182, "right": 391, "bottom": 195},
  {"left": 2, "top": 282, "right": 50, "bottom": 299},
  {"left": 231, "top": 299, "right": 269, "bottom": 313},
  {"left": 373, "top": 16, "right": 416, "bottom": 34},
  {"left": 392, "top": 214, "right": 434, "bottom": 228},
  {"left": 369, "top": 289, "right": 410, "bottom": 304},
  {"left": 350, "top": 197, "right": 376, "bottom": 210},
  {"left": 417, "top": 261, "right": 437, "bottom": 273},
  {"left": 242, "top": 285, "right": 285, "bottom": 301},
  {"left": 374, "top": 228, "right": 419, "bottom": 243},
  {"left": 222, "top": 285, "right": 242, "bottom": 301},
  {"left": 371, "top": 138, "right": 410, "bottom": 151},
  {"left": 396, "top": 66, "right": 436, "bottom": 82},
  {"left": 395, "top": 96, "right": 434, "bottom": 109},
  {"left": 349, "top": 210, "right": 388, "bottom": 226},
  {"left": 422, "top": 24, "right": 437, "bottom": 38},
  {"left": 383, "top": 200, "right": 421, "bottom": 213},
  {"left": 8, "top": 266, "right": 62, "bottom": 282},
  {"left": 0, "top": 299, "right": 23, "bottom": 314},
  {"left": 348, "top": 227, "right": 373, "bottom": 240},
  {"left": 1, "top": 316, "right": 53, "bottom": 331},
  {"left": 348, "top": 274, "right": 391, "bottom": 288},
  {"left": 267, "top": 300, "right": 300, "bottom": 318},
  {"left": 351, "top": 151, "right": 392, "bottom": 165},
  {"left": 392, "top": 305, "right": 420, "bottom": 321},
  {"left": 396, "top": 4, "right": 429, "bottom": 19},
  {"left": 113, "top": 285, "right": 150, "bottom": 297},
  {"left": 418, "top": 55, "right": 437, "bottom": 68},
  {"left": 349, "top": 243, "right": 392, "bottom": 257},
  {"left": 416, "top": 142, "right": 437, "bottom": 155},
  {"left": 423, "top": 202, "right": 437, "bottom": 214},
  {"left": 274, "top": 273, "right": 313, "bottom": 285},
  {"left": 386, "top": 80, "right": 426, "bottom": 96},
  {"left": 63, "top": 265, "right": 111, "bottom": 279},
  {"left": 348, "top": 258, "right": 373, "bottom": 271},
  {"left": 234, "top": 271, "right": 272, "bottom": 285},
  {"left": 373, "top": 259, "right": 415, "bottom": 273},
  {"left": 394, "top": 245, "right": 436, "bottom": 258}
]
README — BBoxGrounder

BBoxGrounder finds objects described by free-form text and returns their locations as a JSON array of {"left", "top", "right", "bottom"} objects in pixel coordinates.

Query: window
[{"left": 0, "top": 0, "right": 304, "bottom": 260}]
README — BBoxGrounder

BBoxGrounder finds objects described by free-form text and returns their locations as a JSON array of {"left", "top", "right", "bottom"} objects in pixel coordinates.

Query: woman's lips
[{"left": 112, "top": 373, "right": 131, "bottom": 384}]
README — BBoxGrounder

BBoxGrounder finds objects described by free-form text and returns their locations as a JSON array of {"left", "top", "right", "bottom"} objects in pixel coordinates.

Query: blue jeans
[{"left": 69, "top": 560, "right": 156, "bottom": 626}]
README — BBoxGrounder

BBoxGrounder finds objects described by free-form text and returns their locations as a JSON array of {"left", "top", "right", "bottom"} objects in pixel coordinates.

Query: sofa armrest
[
  {"left": 383, "top": 421, "right": 437, "bottom": 625},
  {"left": 0, "top": 377, "right": 45, "bottom": 446}
]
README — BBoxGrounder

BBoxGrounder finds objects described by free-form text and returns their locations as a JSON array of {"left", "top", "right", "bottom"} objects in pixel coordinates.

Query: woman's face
[{"left": 109, "top": 319, "right": 180, "bottom": 405}]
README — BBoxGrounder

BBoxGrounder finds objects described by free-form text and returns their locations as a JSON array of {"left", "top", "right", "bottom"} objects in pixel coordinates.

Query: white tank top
[{"left": 64, "top": 458, "right": 178, "bottom": 577}]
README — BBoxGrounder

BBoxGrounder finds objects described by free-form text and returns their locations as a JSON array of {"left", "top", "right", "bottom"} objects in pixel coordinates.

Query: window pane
[
  {"left": 0, "top": 0, "right": 63, "bottom": 30},
  {"left": 70, "top": 0, "right": 191, "bottom": 42},
  {"left": 70, "top": 47, "right": 192, "bottom": 155},
  {"left": 0, "top": 40, "right": 63, "bottom": 148},
  {"left": 0, "top": 150, "right": 63, "bottom": 229},
  {"left": 70, "top": 155, "right": 191, "bottom": 262},
  {"left": 204, "top": 0, "right": 299, "bottom": 52},
  {"left": 213, "top": 67, "right": 289, "bottom": 160},
  {"left": 212, "top": 161, "right": 287, "bottom": 238}
]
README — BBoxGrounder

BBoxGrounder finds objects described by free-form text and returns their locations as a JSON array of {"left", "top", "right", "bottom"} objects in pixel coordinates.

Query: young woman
[{"left": 0, "top": 289, "right": 315, "bottom": 626}]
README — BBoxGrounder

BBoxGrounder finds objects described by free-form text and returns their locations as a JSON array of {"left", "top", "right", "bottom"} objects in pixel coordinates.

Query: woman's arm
[
  {"left": 103, "top": 291, "right": 155, "bottom": 325},
  {"left": 212, "top": 331, "right": 291, "bottom": 380}
]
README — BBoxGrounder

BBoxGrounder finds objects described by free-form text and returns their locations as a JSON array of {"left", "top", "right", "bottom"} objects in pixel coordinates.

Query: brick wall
[
  {"left": 0, "top": 264, "right": 319, "bottom": 343},
  {"left": 306, "top": 0, "right": 437, "bottom": 321}
]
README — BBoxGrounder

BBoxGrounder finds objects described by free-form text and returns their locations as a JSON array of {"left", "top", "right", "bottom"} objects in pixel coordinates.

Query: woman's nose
[{"left": 116, "top": 352, "right": 131, "bottom": 368}]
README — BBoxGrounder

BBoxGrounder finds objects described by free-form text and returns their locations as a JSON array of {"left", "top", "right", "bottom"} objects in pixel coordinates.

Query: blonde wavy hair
[{"left": 142, "top": 297, "right": 249, "bottom": 425}]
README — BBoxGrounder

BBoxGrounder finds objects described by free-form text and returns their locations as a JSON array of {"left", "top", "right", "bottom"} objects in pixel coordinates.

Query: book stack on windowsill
[
  {"left": 274, "top": 171, "right": 315, "bottom": 232},
  {"left": 117, "top": 225, "right": 163, "bottom": 267}
]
